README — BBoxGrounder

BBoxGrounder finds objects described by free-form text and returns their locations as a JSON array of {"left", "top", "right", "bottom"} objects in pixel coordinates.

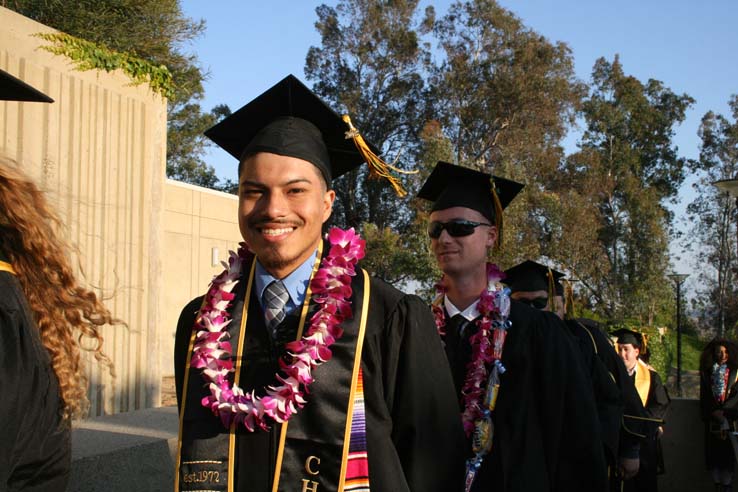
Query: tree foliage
[
  {"left": 686, "top": 95, "right": 738, "bottom": 337},
  {"left": 423, "top": 0, "right": 586, "bottom": 273},
  {"left": 563, "top": 56, "right": 694, "bottom": 325},
  {"left": 8, "top": 0, "right": 230, "bottom": 189},
  {"left": 306, "top": 0, "right": 433, "bottom": 231},
  {"left": 305, "top": 0, "right": 439, "bottom": 286}
]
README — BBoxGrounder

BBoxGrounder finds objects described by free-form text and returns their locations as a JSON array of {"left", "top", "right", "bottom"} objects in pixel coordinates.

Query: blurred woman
[
  {"left": 700, "top": 339, "right": 738, "bottom": 492},
  {"left": 0, "top": 159, "right": 117, "bottom": 490}
]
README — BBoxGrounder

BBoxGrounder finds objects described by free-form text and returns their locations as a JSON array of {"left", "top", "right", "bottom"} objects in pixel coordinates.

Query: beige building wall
[
  {"left": 161, "top": 179, "right": 241, "bottom": 378},
  {"left": 0, "top": 7, "right": 167, "bottom": 416}
]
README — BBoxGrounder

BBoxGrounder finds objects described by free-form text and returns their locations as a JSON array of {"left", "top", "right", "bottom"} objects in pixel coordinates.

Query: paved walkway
[{"left": 666, "top": 368, "right": 699, "bottom": 399}]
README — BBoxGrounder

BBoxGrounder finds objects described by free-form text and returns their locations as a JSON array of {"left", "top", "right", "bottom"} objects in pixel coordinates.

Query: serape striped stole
[{"left": 344, "top": 368, "right": 370, "bottom": 491}]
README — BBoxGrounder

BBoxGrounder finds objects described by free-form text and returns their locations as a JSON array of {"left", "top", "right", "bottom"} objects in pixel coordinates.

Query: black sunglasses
[
  {"left": 516, "top": 297, "right": 549, "bottom": 310},
  {"left": 428, "top": 219, "right": 492, "bottom": 239}
]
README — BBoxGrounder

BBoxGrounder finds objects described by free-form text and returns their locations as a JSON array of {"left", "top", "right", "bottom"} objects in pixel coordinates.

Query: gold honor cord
[
  {"left": 227, "top": 258, "right": 258, "bottom": 491},
  {"left": 174, "top": 293, "right": 211, "bottom": 492},
  {"left": 623, "top": 414, "right": 665, "bottom": 424},
  {"left": 621, "top": 416, "right": 647, "bottom": 439},
  {"left": 338, "top": 269, "right": 371, "bottom": 491},
  {"left": 342, "top": 114, "right": 417, "bottom": 198},
  {"left": 0, "top": 261, "right": 16, "bottom": 275},
  {"left": 577, "top": 322, "right": 599, "bottom": 355},
  {"left": 271, "top": 243, "right": 324, "bottom": 492}
]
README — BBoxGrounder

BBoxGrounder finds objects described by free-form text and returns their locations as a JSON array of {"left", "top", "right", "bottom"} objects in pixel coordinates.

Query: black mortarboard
[
  {"left": 417, "top": 161, "right": 524, "bottom": 248},
  {"left": 612, "top": 328, "right": 644, "bottom": 349},
  {"left": 504, "top": 260, "right": 564, "bottom": 295},
  {"left": 0, "top": 69, "right": 53, "bottom": 103},
  {"left": 205, "top": 74, "right": 404, "bottom": 192}
]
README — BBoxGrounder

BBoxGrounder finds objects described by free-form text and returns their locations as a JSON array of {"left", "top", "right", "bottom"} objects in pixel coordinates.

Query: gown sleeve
[
  {"left": 174, "top": 296, "right": 204, "bottom": 411},
  {"left": 372, "top": 292, "right": 466, "bottom": 492},
  {"left": 0, "top": 282, "right": 70, "bottom": 491},
  {"left": 536, "top": 311, "right": 609, "bottom": 491},
  {"left": 646, "top": 371, "right": 670, "bottom": 421},
  {"left": 567, "top": 320, "right": 623, "bottom": 463}
]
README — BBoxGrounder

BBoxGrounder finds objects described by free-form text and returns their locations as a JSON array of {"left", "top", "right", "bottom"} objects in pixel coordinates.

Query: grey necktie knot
[{"left": 263, "top": 280, "right": 289, "bottom": 337}]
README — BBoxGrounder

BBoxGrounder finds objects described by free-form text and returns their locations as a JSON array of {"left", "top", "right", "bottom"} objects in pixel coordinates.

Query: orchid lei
[
  {"left": 190, "top": 227, "right": 365, "bottom": 432},
  {"left": 432, "top": 263, "right": 511, "bottom": 491},
  {"left": 431, "top": 263, "right": 511, "bottom": 436}
]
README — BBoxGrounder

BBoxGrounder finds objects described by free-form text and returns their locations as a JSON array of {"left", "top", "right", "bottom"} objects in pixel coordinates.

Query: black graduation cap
[
  {"left": 417, "top": 161, "right": 524, "bottom": 248},
  {"left": 612, "top": 328, "right": 645, "bottom": 350},
  {"left": 504, "top": 260, "right": 564, "bottom": 294},
  {"left": 0, "top": 69, "right": 53, "bottom": 103},
  {"left": 205, "top": 74, "right": 408, "bottom": 193}
]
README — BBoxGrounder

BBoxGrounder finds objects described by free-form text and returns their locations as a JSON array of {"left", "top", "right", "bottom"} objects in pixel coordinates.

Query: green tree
[
  {"left": 305, "top": 0, "right": 440, "bottom": 288},
  {"left": 686, "top": 95, "right": 738, "bottom": 337},
  {"left": 566, "top": 56, "right": 694, "bottom": 324},
  {"left": 306, "top": 0, "right": 433, "bottom": 231},
  {"left": 8, "top": 0, "right": 230, "bottom": 189},
  {"left": 426, "top": 0, "right": 587, "bottom": 272}
]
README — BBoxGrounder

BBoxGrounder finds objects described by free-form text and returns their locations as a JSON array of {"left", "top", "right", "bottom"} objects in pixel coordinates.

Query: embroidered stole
[
  {"left": 175, "top": 254, "right": 371, "bottom": 492},
  {"left": 634, "top": 359, "right": 652, "bottom": 406}
]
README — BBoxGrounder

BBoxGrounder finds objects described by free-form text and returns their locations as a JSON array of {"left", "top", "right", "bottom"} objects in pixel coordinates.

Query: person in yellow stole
[
  {"left": 615, "top": 329, "right": 671, "bottom": 492},
  {"left": 173, "top": 75, "right": 465, "bottom": 492}
]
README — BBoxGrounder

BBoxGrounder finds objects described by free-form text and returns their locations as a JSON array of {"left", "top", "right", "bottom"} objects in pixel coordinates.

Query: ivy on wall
[{"left": 35, "top": 32, "right": 174, "bottom": 99}]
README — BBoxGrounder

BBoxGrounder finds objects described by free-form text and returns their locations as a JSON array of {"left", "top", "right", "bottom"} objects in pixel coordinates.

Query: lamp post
[
  {"left": 712, "top": 178, "right": 738, "bottom": 337},
  {"left": 668, "top": 273, "right": 689, "bottom": 397}
]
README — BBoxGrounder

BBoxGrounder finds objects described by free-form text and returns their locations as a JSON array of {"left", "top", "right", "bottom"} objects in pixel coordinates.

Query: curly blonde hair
[{"left": 0, "top": 159, "right": 117, "bottom": 419}]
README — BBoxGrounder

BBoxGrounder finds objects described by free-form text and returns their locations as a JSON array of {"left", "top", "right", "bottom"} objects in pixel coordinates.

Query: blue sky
[{"left": 180, "top": 0, "right": 738, "bottom": 286}]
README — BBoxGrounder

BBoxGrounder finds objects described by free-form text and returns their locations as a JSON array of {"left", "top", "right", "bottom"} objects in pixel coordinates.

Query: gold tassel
[
  {"left": 641, "top": 332, "right": 648, "bottom": 355},
  {"left": 546, "top": 268, "right": 556, "bottom": 312},
  {"left": 563, "top": 279, "right": 576, "bottom": 320},
  {"left": 342, "top": 114, "right": 417, "bottom": 197},
  {"left": 490, "top": 178, "right": 504, "bottom": 250}
]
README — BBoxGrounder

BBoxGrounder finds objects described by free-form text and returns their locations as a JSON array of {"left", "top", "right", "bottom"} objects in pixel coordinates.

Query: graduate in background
[
  {"left": 418, "top": 161, "right": 607, "bottom": 492},
  {"left": 699, "top": 339, "right": 738, "bottom": 492},
  {"left": 504, "top": 260, "right": 624, "bottom": 486},
  {"left": 504, "top": 260, "right": 651, "bottom": 490},
  {"left": 173, "top": 75, "right": 465, "bottom": 492},
  {"left": 615, "top": 328, "right": 671, "bottom": 492},
  {"left": 0, "top": 69, "right": 117, "bottom": 491}
]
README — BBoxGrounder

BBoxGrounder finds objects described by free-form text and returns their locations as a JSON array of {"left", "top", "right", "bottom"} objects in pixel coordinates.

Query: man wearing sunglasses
[{"left": 418, "top": 161, "right": 608, "bottom": 492}]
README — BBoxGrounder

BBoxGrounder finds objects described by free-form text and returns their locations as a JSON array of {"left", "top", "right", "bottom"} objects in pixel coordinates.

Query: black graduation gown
[
  {"left": 699, "top": 365, "right": 738, "bottom": 470},
  {"left": 442, "top": 301, "right": 608, "bottom": 492},
  {"left": 564, "top": 319, "right": 623, "bottom": 466},
  {"left": 624, "top": 366, "right": 670, "bottom": 492},
  {"left": 572, "top": 319, "right": 649, "bottom": 492},
  {"left": 574, "top": 320, "right": 648, "bottom": 462},
  {"left": 175, "top": 265, "right": 466, "bottom": 492},
  {"left": 0, "top": 254, "right": 71, "bottom": 491}
]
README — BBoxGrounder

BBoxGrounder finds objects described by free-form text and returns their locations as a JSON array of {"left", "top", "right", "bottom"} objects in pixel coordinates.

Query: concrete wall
[
  {"left": 160, "top": 179, "right": 241, "bottom": 377},
  {"left": 0, "top": 7, "right": 167, "bottom": 416}
]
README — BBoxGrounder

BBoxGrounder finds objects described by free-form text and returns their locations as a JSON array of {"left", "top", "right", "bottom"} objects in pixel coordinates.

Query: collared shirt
[
  {"left": 444, "top": 295, "right": 480, "bottom": 322},
  {"left": 255, "top": 250, "right": 318, "bottom": 315}
]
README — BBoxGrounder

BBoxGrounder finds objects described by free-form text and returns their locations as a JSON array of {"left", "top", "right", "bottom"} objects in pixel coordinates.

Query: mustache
[{"left": 248, "top": 217, "right": 304, "bottom": 229}]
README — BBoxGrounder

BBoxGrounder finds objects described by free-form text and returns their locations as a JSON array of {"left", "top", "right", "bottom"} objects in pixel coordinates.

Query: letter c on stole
[{"left": 305, "top": 455, "right": 320, "bottom": 476}]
